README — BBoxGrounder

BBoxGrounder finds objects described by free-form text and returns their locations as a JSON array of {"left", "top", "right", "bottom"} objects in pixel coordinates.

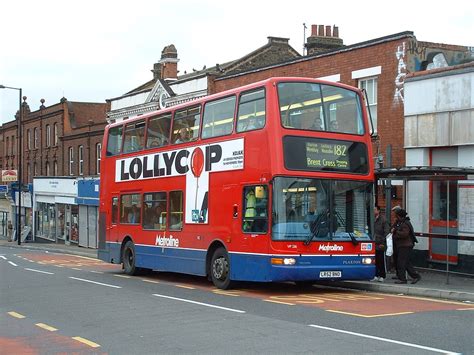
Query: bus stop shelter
[{"left": 375, "top": 166, "right": 474, "bottom": 282}]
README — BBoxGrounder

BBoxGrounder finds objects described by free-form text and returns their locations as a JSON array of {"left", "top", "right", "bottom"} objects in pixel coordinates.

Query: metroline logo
[
  {"left": 155, "top": 234, "right": 180, "bottom": 247},
  {"left": 318, "top": 244, "right": 344, "bottom": 252}
]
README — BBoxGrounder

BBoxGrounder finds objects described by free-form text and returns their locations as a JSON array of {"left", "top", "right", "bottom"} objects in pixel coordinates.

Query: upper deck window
[
  {"left": 237, "top": 89, "right": 266, "bottom": 132},
  {"left": 172, "top": 106, "right": 201, "bottom": 144},
  {"left": 123, "top": 120, "right": 146, "bottom": 153},
  {"left": 147, "top": 113, "right": 171, "bottom": 148},
  {"left": 106, "top": 126, "right": 123, "bottom": 156},
  {"left": 202, "top": 96, "right": 236, "bottom": 139},
  {"left": 278, "top": 82, "right": 364, "bottom": 135}
]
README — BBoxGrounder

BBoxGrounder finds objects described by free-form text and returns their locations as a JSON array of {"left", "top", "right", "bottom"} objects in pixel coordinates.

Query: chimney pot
[
  {"left": 311, "top": 24, "right": 317, "bottom": 36},
  {"left": 318, "top": 25, "right": 324, "bottom": 36},
  {"left": 325, "top": 25, "right": 331, "bottom": 37},
  {"left": 333, "top": 25, "right": 339, "bottom": 38}
]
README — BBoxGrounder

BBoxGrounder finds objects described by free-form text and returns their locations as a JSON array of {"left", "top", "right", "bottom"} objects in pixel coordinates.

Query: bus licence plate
[{"left": 319, "top": 271, "right": 341, "bottom": 278}]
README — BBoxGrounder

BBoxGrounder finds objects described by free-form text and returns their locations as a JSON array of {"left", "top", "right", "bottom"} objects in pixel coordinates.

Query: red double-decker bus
[{"left": 98, "top": 77, "right": 375, "bottom": 289}]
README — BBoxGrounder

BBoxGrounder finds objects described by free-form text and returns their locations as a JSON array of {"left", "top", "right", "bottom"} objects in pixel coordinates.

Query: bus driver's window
[{"left": 242, "top": 186, "right": 268, "bottom": 233}]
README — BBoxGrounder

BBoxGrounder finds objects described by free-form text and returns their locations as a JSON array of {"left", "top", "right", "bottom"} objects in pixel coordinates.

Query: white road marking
[
  {"left": 152, "top": 294, "right": 245, "bottom": 313},
  {"left": 69, "top": 277, "right": 122, "bottom": 289},
  {"left": 25, "top": 268, "right": 54, "bottom": 275},
  {"left": 308, "top": 324, "right": 460, "bottom": 354},
  {"left": 8, "top": 261, "right": 17, "bottom": 266},
  {"left": 0, "top": 255, "right": 7, "bottom": 260}
]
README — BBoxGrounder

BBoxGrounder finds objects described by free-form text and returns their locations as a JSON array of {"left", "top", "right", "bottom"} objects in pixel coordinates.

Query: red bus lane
[{"left": 17, "top": 252, "right": 120, "bottom": 272}]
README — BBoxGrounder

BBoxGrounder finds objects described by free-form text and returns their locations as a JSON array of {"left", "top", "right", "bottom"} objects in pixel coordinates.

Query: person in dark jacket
[
  {"left": 371, "top": 205, "right": 390, "bottom": 282},
  {"left": 391, "top": 206, "right": 421, "bottom": 284}
]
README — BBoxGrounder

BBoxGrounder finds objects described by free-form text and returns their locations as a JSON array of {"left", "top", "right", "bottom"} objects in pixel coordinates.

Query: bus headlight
[{"left": 362, "top": 257, "right": 373, "bottom": 265}]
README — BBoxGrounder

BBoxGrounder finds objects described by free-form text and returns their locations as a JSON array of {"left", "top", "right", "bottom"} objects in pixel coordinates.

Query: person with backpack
[{"left": 391, "top": 206, "right": 421, "bottom": 284}]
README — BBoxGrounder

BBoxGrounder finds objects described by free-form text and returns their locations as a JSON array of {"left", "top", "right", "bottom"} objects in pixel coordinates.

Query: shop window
[
  {"left": 120, "top": 193, "right": 141, "bottom": 224},
  {"left": 242, "top": 185, "right": 268, "bottom": 233},
  {"left": 172, "top": 105, "right": 201, "bottom": 144},
  {"left": 202, "top": 96, "right": 235, "bottom": 139},
  {"left": 169, "top": 191, "right": 183, "bottom": 231},
  {"left": 237, "top": 89, "right": 266, "bottom": 132},
  {"left": 123, "top": 120, "right": 145, "bottom": 153},
  {"left": 432, "top": 181, "right": 458, "bottom": 221},
  {"left": 146, "top": 113, "right": 171, "bottom": 148},
  {"left": 142, "top": 192, "right": 167, "bottom": 230}
]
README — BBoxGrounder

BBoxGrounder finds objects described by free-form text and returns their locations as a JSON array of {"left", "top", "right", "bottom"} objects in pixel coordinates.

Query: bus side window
[
  {"left": 142, "top": 192, "right": 167, "bottom": 230},
  {"left": 146, "top": 113, "right": 171, "bottom": 148},
  {"left": 169, "top": 191, "right": 183, "bottom": 231},
  {"left": 111, "top": 197, "right": 118, "bottom": 224},
  {"left": 120, "top": 193, "right": 141, "bottom": 224},
  {"left": 237, "top": 88, "right": 266, "bottom": 133},
  {"left": 243, "top": 185, "right": 268, "bottom": 233},
  {"left": 172, "top": 106, "right": 201, "bottom": 144},
  {"left": 106, "top": 126, "right": 123, "bottom": 156},
  {"left": 123, "top": 121, "right": 145, "bottom": 153},
  {"left": 202, "top": 96, "right": 236, "bottom": 139}
]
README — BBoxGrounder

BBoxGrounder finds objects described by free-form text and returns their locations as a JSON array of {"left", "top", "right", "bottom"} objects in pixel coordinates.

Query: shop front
[
  {"left": 33, "top": 177, "right": 78, "bottom": 243},
  {"left": 76, "top": 177, "right": 100, "bottom": 248}
]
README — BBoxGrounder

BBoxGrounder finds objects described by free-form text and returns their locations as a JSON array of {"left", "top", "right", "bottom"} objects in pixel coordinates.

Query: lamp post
[{"left": 0, "top": 85, "right": 23, "bottom": 245}]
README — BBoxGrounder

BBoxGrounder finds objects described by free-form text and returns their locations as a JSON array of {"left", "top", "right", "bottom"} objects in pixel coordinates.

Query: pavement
[{"left": 1, "top": 238, "right": 473, "bottom": 303}]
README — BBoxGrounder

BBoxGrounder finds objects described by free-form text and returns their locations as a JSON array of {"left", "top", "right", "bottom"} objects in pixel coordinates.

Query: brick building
[
  {"left": 0, "top": 97, "right": 108, "bottom": 183},
  {"left": 208, "top": 27, "right": 473, "bottom": 210},
  {"left": 0, "top": 97, "right": 108, "bottom": 244}
]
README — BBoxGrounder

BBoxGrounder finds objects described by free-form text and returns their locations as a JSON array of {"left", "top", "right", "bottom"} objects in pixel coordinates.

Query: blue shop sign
[{"left": 76, "top": 179, "right": 100, "bottom": 206}]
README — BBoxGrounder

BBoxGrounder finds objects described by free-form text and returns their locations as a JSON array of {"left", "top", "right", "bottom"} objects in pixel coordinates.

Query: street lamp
[{"left": 0, "top": 85, "right": 23, "bottom": 245}]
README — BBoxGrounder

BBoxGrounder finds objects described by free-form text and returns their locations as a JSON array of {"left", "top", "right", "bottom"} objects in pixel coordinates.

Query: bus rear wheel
[
  {"left": 122, "top": 240, "right": 140, "bottom": 275},
  {"left": 210, "top": 247, "right": 233, "bottom": 289}
]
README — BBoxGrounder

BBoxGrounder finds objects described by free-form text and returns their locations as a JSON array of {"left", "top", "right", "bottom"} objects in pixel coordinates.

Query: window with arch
[
  {"left": 46, "top": 162, "right": 50, "bottom": 176},
  {"left": 53, "top": 123, "right": 58, "bottom": 146},
  {"left": 96, "top": 143, "right": 101, "bottom": 175},
  {"left": 46, "top": 124, "right": 51, "bottom": 147},
  {"left": 69, "top": 147, "right": 74, "bottom": 175},
  {"left": 78, "top": 145, "right": 84, "bottom": 175},
  {"left": 54, "top": 161, "right": 58, "bottom": 176},
  {"left": 34, "top": 128, "right": 38, "bottom": 149},
  {"left": 27, "top": 129, "right": 31, "bottom": 150}
]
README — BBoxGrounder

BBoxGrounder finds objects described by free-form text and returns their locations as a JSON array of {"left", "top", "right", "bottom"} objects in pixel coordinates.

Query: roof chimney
[
  {"left": 305, "top": 24, "right": 344, "bottom": 55},
  {"left": 156, "top": 44, "right": 179, "bottom": 81}
]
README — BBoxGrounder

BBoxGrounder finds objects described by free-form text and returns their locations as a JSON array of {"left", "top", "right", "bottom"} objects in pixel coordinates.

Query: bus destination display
[
  {"left": 283, "top": 136, "right": 368, "bottom": 174},
  {"left": 306, "top": 141, "right": 350, "bottom": 170}
]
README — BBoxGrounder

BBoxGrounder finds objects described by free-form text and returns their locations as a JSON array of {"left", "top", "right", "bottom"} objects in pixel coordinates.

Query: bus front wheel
[
  {"left": 122, "top": 240, "right": 139, "bottom": 275},
  {"left": 210, "top": 247, "right": 232, "bottom": 289}
]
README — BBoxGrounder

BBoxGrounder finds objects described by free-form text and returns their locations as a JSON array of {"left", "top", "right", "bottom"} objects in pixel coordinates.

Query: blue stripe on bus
[{"left": 100, "top": 242, "right": 374, "bottom": 282}]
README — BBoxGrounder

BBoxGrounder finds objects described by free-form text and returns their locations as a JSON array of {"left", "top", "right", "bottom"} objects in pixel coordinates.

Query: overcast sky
[{"left": 1, "top": 0, "right": 473, "bottom": 125}]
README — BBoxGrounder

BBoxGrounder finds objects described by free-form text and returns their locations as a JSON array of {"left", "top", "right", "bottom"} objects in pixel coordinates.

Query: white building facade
[{"left": 404, "top": 62, "right": 474, "bottom": 271}]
